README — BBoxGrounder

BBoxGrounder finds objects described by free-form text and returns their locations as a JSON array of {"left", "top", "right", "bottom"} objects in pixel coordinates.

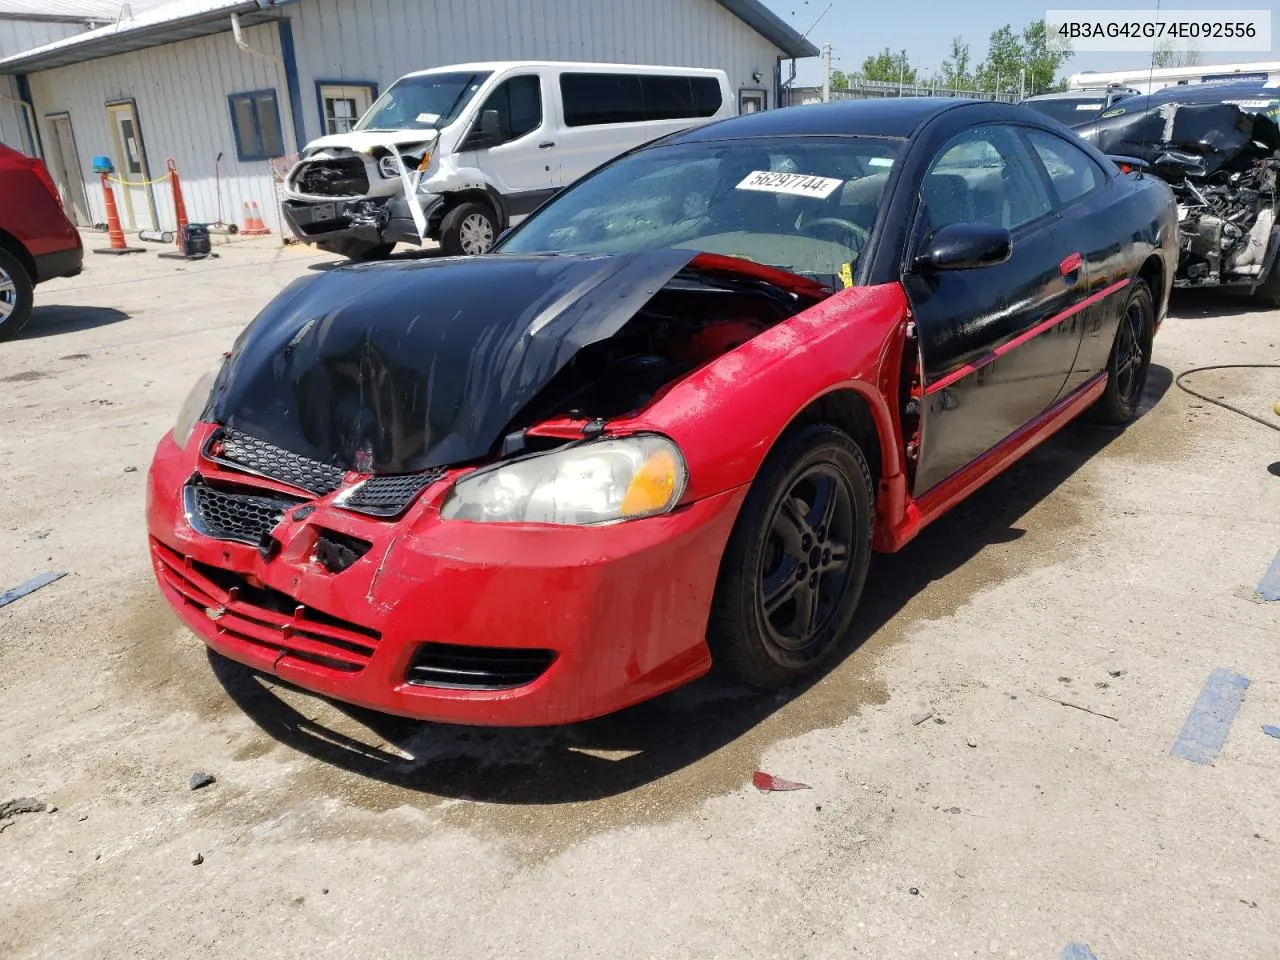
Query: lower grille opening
[
  {"left": 405, "top": 642, "right": 557, "bottom": 691},
  {"left": 152, "top": 539, "right": 381, "bottom": 677}
]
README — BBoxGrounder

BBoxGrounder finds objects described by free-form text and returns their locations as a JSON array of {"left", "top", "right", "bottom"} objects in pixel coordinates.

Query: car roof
[
  {"left": 1117, "top": 79, "right": 1280, "bottom": 107},
  {"left": 667, "top": 97, "right": 986, "bottom": 143},
  {"left": 399, "top": 61, "right": 728, "bottom": 79}
]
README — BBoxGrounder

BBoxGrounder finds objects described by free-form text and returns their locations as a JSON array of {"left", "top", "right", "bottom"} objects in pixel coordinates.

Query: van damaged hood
[{"left": 207, "top": 251, "right": 699, "bottom": 474}]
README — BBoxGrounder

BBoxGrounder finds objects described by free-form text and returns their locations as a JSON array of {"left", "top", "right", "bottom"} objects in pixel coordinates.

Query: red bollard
[{"left": 93, "top": 172, "right": 145, "bottom": 255}]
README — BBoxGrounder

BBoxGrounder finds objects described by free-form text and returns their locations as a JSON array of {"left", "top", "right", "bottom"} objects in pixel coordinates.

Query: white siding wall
[
  {"left": 1, "top": 20, "right": 91, "bottom": 154},
  {"left": 286, "top": 0, "right": 781, "bottom": 145},
  {"left": 26, "top": 21, "right": 295, "bottom": 232}
]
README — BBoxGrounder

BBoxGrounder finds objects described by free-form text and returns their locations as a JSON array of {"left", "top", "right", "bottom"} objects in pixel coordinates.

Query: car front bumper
[
  {"left": 146, "top": 425, "right": 746, "bottom": 726},
  {"left": 281, "top": 194, "right": 444, "bottom": 249}
]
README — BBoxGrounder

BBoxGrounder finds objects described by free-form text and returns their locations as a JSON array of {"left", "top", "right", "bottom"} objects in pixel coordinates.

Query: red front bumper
[{"left": 146, "top": 427, "right": 746, "bottom": 726}]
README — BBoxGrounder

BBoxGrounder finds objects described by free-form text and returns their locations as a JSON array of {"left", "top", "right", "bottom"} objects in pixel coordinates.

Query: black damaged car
[{"left": 1073, "top": 80, "right": 1280, "bottom": 304}]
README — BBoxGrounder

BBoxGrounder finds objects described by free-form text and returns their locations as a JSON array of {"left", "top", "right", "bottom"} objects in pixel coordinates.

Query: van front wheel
[{"left": 440, "top": 201, "right": 498, "bottom": 256}]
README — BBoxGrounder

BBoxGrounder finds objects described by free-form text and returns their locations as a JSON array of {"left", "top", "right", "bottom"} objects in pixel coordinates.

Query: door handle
[
  {"left": 538, "top": 141, "right": 555, "bottom": 149},
  {"left": 1059, "top": 252, "right": 1083, "bottom": 277}
]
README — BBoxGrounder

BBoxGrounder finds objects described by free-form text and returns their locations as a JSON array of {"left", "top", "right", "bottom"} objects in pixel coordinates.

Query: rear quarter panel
[{"left": 0, "top": 152, "right": 79, "bottom": 262}]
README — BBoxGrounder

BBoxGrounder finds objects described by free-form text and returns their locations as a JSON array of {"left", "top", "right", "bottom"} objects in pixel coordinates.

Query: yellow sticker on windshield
[{"left": 839, "top": 262, "right": 853, "bottom": 288}]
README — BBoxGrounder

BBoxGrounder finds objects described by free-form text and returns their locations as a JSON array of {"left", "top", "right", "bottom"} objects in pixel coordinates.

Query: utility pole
[
  {"left": 1019, "top": 68, "right": 1026, "bottom": 101},
  {"left": 822, "top": 43, "right": 832, "bottom": 102},
  {"left": 898, "top": 51, "right": 905, "bottom": 95}
]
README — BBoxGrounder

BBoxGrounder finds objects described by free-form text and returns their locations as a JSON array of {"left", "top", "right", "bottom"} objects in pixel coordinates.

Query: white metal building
[{"left": 0, "top": 0, "right": 816, "bottom": 236}]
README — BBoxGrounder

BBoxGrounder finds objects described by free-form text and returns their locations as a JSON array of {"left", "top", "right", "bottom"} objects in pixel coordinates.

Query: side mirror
[
  {"left": 913, "top": 222, "right": 1012, "bottom": 272},
  {"left": 467, "top": 109, "right": 502, "bottom": 148}
]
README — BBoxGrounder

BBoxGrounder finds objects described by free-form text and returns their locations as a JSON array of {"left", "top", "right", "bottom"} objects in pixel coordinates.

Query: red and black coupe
[{"left": 147, "top": 98, "right": 1178, "bottom": 725}]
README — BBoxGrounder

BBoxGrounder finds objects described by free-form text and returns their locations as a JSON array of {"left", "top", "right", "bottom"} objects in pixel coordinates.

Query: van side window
[
  {"left": 560, "top": 73, "right": 723, "bottom": 126},
  {"left": 480, "top": 74, "right": 543, "bottom": 143}
]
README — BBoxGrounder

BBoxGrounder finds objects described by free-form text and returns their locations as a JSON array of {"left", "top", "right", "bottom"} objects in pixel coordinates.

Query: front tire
[
  {"left": 0, "top": 247, "right": 34, "bottom": 343},
  {"left": 1091, "top": 278, "right": 1154, "bottom": 425},
  {"left": 440, "top": 201, "right": 498, "bottom": 256},
  {"left": 707, "top": 422, "right": 875, "bottom": 690}
]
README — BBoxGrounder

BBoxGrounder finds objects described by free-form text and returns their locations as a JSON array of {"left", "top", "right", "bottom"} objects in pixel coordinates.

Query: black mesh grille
[
  {"left": 188, "top": 483, "right": 303, "bottom": 546},
  {"left": 341, "top": 469, "right": 447, "bottom": 517},
  {"left": 405, "top": 643, "right": 557, "bottom": 690},
  {"left": 208, "top": 428, "right": 346, "bottom": 495}
]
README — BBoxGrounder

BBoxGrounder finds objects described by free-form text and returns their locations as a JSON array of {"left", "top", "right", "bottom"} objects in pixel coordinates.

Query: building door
[
  {"left": 739, "top": 89, "right": 767, "bottom": 114},
  {"left": 318, "top": 83, "right": 375, "bottom": 135},
  {"left": 44, "top": 113, "right": 90, "bottom": 226},
  {"left": 106, "top": 100, "right": 156, "bottom": 230}
]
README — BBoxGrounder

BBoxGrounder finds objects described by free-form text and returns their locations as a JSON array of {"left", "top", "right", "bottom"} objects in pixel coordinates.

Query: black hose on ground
[{"left": 1174, "top": 364, "right": 1280, "bottom": 432}]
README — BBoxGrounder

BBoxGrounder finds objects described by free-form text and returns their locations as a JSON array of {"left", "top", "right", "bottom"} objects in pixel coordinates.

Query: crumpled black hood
[{"left": 208, "top": 250, "right": 697, "bottom": 473}]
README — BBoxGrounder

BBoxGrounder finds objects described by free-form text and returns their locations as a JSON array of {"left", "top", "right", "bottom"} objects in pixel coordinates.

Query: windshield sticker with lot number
[{"left": 735, "top": 171, "right": 844, "bottom": 198}]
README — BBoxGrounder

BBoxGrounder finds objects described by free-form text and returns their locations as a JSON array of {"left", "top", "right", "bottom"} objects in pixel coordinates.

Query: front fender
[{"left": 623, "top": 282, "right": 910, "bottom": 503}]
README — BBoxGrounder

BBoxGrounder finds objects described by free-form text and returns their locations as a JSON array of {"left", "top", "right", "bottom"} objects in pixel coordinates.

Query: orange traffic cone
[
  {"left": 93, "top": 172, "right": 145, "bottom": 255},
  {"left": 167, "top": 158, "right": 188, "bottom": 244},
  {"left": 241, "top": 200, "right": 271, "bottom": 236}
]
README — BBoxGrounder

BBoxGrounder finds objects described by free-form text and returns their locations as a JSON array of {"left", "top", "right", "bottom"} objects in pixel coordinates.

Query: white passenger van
[{"left": 282, "top": 61, "right": 735, "bottom": 258}]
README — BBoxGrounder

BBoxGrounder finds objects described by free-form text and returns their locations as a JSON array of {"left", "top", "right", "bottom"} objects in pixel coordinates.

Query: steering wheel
[{"left": 800, "top": 217, "right": 869, "bottom": 250}]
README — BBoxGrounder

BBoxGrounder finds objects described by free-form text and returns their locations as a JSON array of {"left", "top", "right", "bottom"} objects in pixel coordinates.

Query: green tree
[
  {"left": 940, "top": 36, "right": 972, "bottom": 91},
  {"left": 1152, "top": 39, "right": 1201, "bottom": 68},
  {"left": 829, "top": 69, "right": 850, "bottom": 89},
  {"left": 860, "top": 47, "right": 918, "bottom": 85},
  {"left": 1021, "top": 19, "right": 1071, "bottom": 95},
  {"left": 974, "top": 24, "right": 1023, "bottom": 94}
]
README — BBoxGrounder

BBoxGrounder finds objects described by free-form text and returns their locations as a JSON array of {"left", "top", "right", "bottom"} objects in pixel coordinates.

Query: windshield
[
  {"left": 354, "top": 71, "right": 492, "bottom": 132},
  {"left": 1023, "top": 96, "right": 1109, "bottom": 125},
  {"left": 499, "top": 136, "right": 902, "bottom": 287}
]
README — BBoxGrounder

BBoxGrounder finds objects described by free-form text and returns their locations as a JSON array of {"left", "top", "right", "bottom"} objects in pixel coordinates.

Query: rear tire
[
  {"left": 1091, "top": 278, "right": 1154, "bottom": 425},
  {"left": 440, "top": 201, "right": 498, "bottom": 256},
  {"left": 0, "top": 247, "right": 34, "bottom": 343},
  {"left": 706, "top": 422, "right": 874, "bottom": 690}
]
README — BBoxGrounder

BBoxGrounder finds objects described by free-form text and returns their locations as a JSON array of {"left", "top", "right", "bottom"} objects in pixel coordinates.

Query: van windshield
[{"left": 355, "top": 71, "right": 492, "bottom": 132}]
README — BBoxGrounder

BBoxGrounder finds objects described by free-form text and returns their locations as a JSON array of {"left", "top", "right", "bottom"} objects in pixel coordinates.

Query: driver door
[
  {"left": 903, "top": 123, "right": 1089, "bottom": 495},
  {"left": 468, "top": 71, "right": 557, "bottom": 221}
]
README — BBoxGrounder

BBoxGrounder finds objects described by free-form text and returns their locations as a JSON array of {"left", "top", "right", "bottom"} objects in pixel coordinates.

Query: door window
[
  {"left": 919, "top": 125, "right": 1053, "bottom": 234},
  {"left": 477, "top": 75, "right": 542, "bottom": 144},
  {"left": 1023, "top": 128, "right": 1105, "bottom": 206}
]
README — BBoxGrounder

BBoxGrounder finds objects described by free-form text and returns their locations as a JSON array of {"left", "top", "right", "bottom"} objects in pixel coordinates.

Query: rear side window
[
  {"left": 560, "top": 73, "right": 722, "bottom": 126},
  {"left": 1023, "top": 128, "right": 1105, "bottom": 206}
]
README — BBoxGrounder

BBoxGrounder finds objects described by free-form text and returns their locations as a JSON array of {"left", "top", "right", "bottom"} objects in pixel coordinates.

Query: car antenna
[{"left": 1135, "top": 0, "right": 1162, "bottom": 180}]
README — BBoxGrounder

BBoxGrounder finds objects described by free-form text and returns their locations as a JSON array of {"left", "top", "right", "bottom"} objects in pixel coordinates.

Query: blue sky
[{"left": 760, "top": 0, "right": 1280, "bottom": 85}]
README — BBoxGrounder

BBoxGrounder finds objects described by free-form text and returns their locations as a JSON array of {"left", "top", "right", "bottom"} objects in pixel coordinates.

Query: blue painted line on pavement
[
  {"left": 1263, "top": 725, "right": 1280, "bottom": 739},
  {"left": 1170, "top": 668, "right": 1250, "bottom": 764},
  {"left": 0, "top": 571, "right": 67, "bottom": 609},
  {"left": 1061, "top": 944, "right": 1099, "bottom": 960},
  {"left": 1257, "top": 550, "right": 1280, "bottom": 601}
]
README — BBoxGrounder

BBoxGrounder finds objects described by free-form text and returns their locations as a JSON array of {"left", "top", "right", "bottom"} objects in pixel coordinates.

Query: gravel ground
[{"left": 1, "top": 235, "right": 1277, "bottom": 960}]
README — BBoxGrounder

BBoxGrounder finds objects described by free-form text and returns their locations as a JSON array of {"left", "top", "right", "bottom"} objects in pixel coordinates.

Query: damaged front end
[
  {"left": 149, "top": 250, "right": 829, "bottom": 723},
  {"left": 281, "top": 133, "right": 438, "bottom": 255},
  {"left": 1078, "top": 97, "right": 1280, "bottom": 291}
]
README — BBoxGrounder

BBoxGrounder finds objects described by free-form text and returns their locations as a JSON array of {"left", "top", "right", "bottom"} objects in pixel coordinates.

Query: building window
[
  {"left": 228, "top": 89, "right": 285, "bottom": 161},
  {"left": 317, "top": 82, "right": 377, "bottom": 135}
]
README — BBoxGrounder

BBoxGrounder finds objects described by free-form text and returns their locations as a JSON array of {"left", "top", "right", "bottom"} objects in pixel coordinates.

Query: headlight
[
  {"left": 172, "top": 357, "right": 224, "bottom": 450},
  {"left": 439, "top": 435, "right": 687, "bottom": 525},
  {"left": 378, "top": 149, "right": 431, "bottom": 179}
]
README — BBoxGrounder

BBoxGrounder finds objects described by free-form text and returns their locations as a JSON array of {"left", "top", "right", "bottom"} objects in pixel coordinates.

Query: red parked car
[
  {"left": 0, "top": 143, "right": 84, "bottom": 341},
  {"left": 147, "top": 99, "right": 1178, "bottom": 726}
]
